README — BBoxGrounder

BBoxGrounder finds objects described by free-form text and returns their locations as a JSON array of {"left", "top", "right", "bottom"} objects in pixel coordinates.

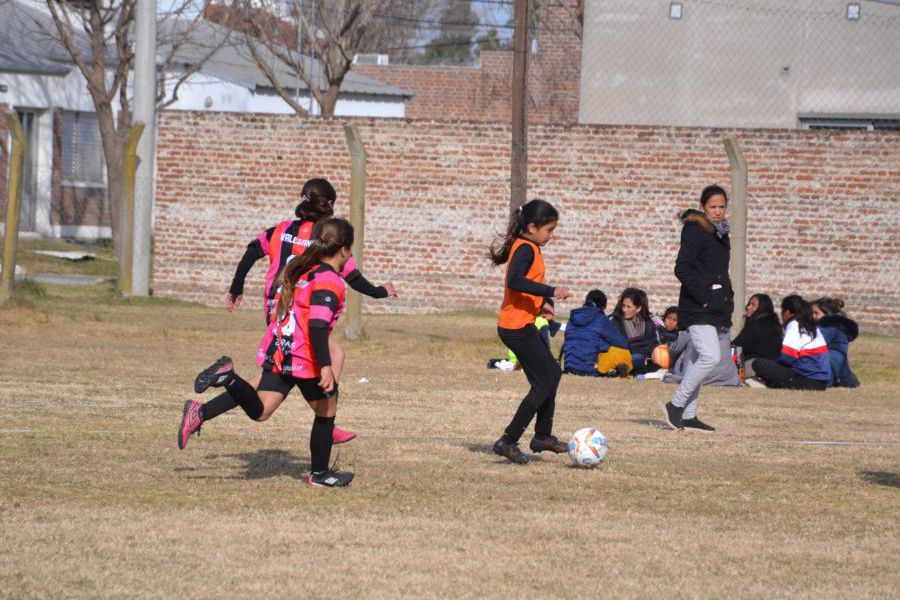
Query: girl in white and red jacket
[{"left": 751, "top": 295, "right": 831, "bottom": 391}]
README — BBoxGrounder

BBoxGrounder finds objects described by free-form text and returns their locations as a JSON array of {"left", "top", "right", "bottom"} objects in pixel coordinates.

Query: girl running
[
  {"left": 178, "top": 179, "right": 394, "bottom": 449},
  {"left": 489, "top": 199, "right": 572, "bottom": 464},
  {"left": 185, "top": 218, "right": 358, "bottom": 487}
]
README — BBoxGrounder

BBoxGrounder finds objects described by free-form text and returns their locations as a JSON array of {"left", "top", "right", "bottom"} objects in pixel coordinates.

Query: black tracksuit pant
[{"left": 498, "top": 324, "right": 562, "bottom": 443}]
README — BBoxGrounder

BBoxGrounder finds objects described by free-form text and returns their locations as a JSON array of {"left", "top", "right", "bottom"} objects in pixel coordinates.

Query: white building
[{"left": 1, "top": 1, "right": 409, "bottom": 238}]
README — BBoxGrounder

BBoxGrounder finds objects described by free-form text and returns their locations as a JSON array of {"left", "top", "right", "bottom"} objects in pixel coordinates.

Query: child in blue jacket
[{"left": 561, "top": 290, "right": 630, "bottom": 376}]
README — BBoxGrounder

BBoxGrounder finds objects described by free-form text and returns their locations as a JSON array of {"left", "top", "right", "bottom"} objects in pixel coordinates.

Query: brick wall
[
  {"left": 153, "top": 111, "right": 900, "bottom": 334},
  {"left": 353, "top": 1, "right": 582, "bottom": 124}
]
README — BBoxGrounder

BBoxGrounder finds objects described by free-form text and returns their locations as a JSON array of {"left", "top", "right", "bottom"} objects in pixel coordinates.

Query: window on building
[
  {"left": 799, "top": 114, "right": 900, "bottom": 131},
  {"left": 61, "top": 111, "right": 105, "bottom": 186}
]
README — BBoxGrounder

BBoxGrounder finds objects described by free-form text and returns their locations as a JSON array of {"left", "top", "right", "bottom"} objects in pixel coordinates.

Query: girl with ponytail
[
  {"left": 489, "top": 199, "right": 573, "bottom": 464},
  {"left": 189, "top": 219, "right": 358, "bottom": 488},
  {"left": 180, "top": 179, "right": 395, "bottom": 450},
  {"left": 750, "top": 295, "right": 831, "bottom": 390}
]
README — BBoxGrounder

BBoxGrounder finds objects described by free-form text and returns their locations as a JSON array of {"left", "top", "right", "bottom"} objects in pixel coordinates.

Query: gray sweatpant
[{"left": 670, "top": 324, "right": 720, "bottom": 419}]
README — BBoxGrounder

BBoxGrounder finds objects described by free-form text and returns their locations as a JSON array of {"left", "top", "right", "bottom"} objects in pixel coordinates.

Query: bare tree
[
  {"left": 221, "top": 0, "right": 435, "bottom": 118},
  {"left": 37, "top": 1, "right": 228, "bottom": 254}
]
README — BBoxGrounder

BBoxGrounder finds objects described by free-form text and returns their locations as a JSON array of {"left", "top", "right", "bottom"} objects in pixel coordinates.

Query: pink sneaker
[
  {"left": 178, "top": 400, "right": 203, "bottom": 449},
  {"left": 332, "top": 426, "right": 357, "bottom": 445}
]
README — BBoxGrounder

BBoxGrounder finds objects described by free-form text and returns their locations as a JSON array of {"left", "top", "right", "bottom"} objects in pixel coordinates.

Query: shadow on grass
[
  {"left": 462, "top": 442, "right": 549, "bottom": 463},
  {"left": 175, "top": 449, "right": 308, "bottom": 480},
  {"left": 627, "top": 418, "right": 671, "bottom": 430},
  {"left": 860, "top": 471, "right": 900, "bottom": 490}
]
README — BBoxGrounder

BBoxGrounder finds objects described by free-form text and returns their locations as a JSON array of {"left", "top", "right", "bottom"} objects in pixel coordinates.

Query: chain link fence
[{"left": 579, "top": 0, "right": 900, "bottom": 129}]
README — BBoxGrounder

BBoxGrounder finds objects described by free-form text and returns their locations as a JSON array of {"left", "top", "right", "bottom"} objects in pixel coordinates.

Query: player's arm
[
  {"left": 227, "top": 229, "right": 273, "bottom": 311},
  {"left": 507, "top": 244, "right": 556, "bottom": 297},
  {"left": 308, "top": 287, "right": 340, "bottom": 392}
]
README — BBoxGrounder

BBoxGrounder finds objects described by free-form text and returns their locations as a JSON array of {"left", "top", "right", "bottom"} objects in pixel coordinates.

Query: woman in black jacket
[
  {"left": 732, "top": 293, "right": 783, "bottom": 378},
  {"left": 663, "top": 185, "right": 733, "bottom": 433},
  {"left": 611, "top": 287, "right": 661, "bottom": 374}
]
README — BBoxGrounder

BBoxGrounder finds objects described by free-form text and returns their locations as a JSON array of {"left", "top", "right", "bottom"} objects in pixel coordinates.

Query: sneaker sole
[
  {"left": 662, "top": 405, "right": 683, "bottom": 431},
  {"left": 194, "top": 357, "right": 234, "bottom": 394},
  {"left": 683, "top": 425, "right": 716, "bottom": 434},
  {"left": 177, "top": 400, "right": 192, "bottom": 450},
  {"left": 306, "top": 475, "right": 354, "bottom": 488}
]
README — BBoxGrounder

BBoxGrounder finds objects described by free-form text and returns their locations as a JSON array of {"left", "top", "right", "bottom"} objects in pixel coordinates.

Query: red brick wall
[
  {"left": 153, "top": 111, "right": 900, "bottom": 334},
  {"left": 353, "top": 1, "right": 582, "bottom": 124}
]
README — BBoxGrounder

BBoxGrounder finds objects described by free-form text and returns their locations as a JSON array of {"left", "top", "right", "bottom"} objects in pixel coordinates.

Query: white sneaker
[
  {"left": 744, "top": 377, "right": 768, "bottom": 389},
  {"left": 496, "top": 359, "right": 516, "bottom": 371}
]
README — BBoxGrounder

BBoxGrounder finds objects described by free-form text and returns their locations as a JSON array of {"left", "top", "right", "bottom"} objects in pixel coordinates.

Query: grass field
[{"left": 1, "top": 281, "right": 898, "bottom": 599}]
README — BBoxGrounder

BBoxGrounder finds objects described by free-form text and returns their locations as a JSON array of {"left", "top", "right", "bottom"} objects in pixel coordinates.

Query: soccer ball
[{"left": 567, "top": 427, "right": 609, "bottom": 468}]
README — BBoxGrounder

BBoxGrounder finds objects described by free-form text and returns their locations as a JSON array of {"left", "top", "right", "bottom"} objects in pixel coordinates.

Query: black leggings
[
  {"left": 498, "top": 325, "right": 562, "bottom": 443},
  {"left": 753, "top": 358, "right": 828, "bottom": 391}
]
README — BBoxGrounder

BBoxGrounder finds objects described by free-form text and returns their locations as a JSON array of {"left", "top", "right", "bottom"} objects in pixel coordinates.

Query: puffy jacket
[
  {"left": 674, "top": 209, "right": 733, "bottom": 329},
  {"left": 733, "top": 312, "right": 783, "bottom": 360},
  {"left": 561, "top": 306, "right": 630, "bottom": 375},
  {"left": 817, "top": 314, "right": 860, "bottom": 387}
]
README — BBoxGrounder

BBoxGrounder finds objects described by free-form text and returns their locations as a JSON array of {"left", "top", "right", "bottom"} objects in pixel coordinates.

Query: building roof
[
  {"left": 0, "top": 1, "right": 409, "bottom": 99},
  {"left": 160, "top": 19, "right": 411, "bottom": 98}
]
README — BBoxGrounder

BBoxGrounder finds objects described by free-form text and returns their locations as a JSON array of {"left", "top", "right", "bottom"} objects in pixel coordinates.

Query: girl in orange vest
[{"left": 489, "top": 199, "right": 572, "bottom": 464}]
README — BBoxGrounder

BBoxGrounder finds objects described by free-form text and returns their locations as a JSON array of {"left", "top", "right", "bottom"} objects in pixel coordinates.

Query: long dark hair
[
  {"left": 747, "top": 293, "right": 775, "bottom": 320},
  {"left": 489, "top": 199, "right": 559, "bottom": 265},
  {"left": 275, "top": 218, "right": 353, "bottom": 318},
  {"left": 812, "top": 296, "right": 846, "bottom": 317},
  {"left": 781, "top": 294, "right": 817, "bottom": 337},
  {"left": 613, "top": 287, "right": 651, "bottom": 321},
  {"left": 295, "top": 178, "right": 337, "bottom": 221}
]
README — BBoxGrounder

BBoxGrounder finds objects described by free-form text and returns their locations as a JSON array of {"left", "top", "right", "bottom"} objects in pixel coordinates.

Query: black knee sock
[
  {"left": 200, "top": 391, "right": 238, "bottom": 422},
  {"left": 503, "top": 400, "right": 537, "bottom": 444},
  {"left": 224, "top": 374, "right": 264, "bottom": 421},
  {"left": 310, "top": 416, "right": 335, "bottom": 473}
]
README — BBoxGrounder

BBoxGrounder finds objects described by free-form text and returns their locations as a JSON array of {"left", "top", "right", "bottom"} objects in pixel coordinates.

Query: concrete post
[
  {"left": 133, "top": 0, "right": 157, "bottom": 296},
  {"left": 724, "top": 137, "right": 748, "bottom": 336},
  {"left": 1, "top": 110, "right": 25, "bottom": 302},
  {"left": 343, "top": 124, "right": 366, "bottom": 341},
  {"left": 119, "top": 123, "right": 145, "bottom": 296}
]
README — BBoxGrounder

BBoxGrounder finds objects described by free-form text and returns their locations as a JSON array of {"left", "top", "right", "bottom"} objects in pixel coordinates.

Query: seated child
[
  {"left": 560, "top": 290, "right": 631, "bottom": 376},
  {"left": 655, "top": 306, "right": 679, "bottom": 344},
  {"left": 812, "top": 297, "right": 860, "bottom": 388},
  {"left": 489, "top": 299, "right": 561, "bottom": 370}
]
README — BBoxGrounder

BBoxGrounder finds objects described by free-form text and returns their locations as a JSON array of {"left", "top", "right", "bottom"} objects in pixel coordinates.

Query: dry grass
[{"left": 1, "top": 283, "right": 898, "bottom": 599}]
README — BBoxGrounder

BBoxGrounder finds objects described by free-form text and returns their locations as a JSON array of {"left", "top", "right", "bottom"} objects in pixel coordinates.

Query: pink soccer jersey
[{"left": 257, "top": 263, "right": 346, "bottom": 378}]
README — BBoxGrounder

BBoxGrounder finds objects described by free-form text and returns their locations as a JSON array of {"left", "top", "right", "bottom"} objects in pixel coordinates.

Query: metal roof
[{"left": 159, "top": 19, "right": 411, "bottom": 98}]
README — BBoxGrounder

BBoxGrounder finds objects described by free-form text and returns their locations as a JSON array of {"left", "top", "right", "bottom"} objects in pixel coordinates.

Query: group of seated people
[{"left": 552, "top": 287, "right": 860, "bottom": 391}]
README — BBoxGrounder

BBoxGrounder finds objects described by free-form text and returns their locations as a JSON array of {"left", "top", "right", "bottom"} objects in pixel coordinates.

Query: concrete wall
[
  {"left": 152, "top": 111, "right": 900, "bottom": 334},
  {"left": 579, "top": 0, "right": 900, "bottom": 128}
]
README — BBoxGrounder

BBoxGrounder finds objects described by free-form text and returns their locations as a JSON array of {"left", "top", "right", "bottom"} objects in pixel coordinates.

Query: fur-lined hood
[{"left": 679, "top": 208, "right": 716, "bottom": 234}]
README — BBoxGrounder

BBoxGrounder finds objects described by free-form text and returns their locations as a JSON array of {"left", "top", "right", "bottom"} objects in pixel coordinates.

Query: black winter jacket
[
  {"left": 732, "top": 312, "right": 783, "bottom": 360},
  {"left": 674, "top": 209, "right": 734, "bottom": 329}
]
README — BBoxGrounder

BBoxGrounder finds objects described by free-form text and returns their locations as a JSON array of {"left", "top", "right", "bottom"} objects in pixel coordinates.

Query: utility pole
[
  {"left": 510, "top": 0, "right": 529, "bottom": 210},
  {"left": 132, "top": 0, "right": 157, "bottom": 296},
  {"left": 294, "top": 0, "right": 304, "bottom": 108}
]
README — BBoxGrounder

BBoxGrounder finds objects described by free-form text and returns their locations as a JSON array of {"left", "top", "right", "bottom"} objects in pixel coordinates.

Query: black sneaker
[
  {"left": 492, "top": 439, "right": 529, "bottom": 464},
  {"left": 529, "top": 435, "right": 568, "bottom": 454},
  {"left": 663, "top": 402, "right": 684, "bottom": 430},
  {"left": 194, "top": 356, "right": 235, "bottom": 393},
  {"left": 682, "top": 417, "right": 716, "bottom": 432},
  {"left": 615, "top": 363, "right": 629, "bottom": 378},
  {"left": 307, "top": 470, "right": 354, "bottom": 488}
]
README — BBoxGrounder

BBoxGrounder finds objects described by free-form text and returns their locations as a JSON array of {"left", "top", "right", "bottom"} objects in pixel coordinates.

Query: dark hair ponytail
[
  {"left": 275, "top": 217, "right": 353, "bottom": 318},
  {"left": 812, "top": 296, "right": 846, "bottom": 317},
  {"left": 295, "top": 178, "right": 337, "bottom": 221},
  {"left": 781, "top": 294, "right": 817, "bottom": 337},
  {"left": 585, "top": 289, "right": 607, "bottom": 311},
  {"left": 489, "top": 199, "right": 559, "bottom": 265}
]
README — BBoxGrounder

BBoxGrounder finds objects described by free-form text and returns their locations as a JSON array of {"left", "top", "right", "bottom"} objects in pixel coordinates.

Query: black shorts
[{"left": 257, "top": 369, "right": 337, "bottom": 402}]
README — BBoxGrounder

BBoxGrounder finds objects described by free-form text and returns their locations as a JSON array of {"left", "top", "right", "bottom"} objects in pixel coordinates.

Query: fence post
[
  {"left": 1, "top": 110, "right": 26, "bottom": 302},
  {"left": 119, "top": 123, "right": 144, "bottom": 296},
  {"left": 724, "top": 137, "right": 748, "bottom": 336},
  {"left": 343, "top": 124, "right": 366, "bottom": 341}
]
